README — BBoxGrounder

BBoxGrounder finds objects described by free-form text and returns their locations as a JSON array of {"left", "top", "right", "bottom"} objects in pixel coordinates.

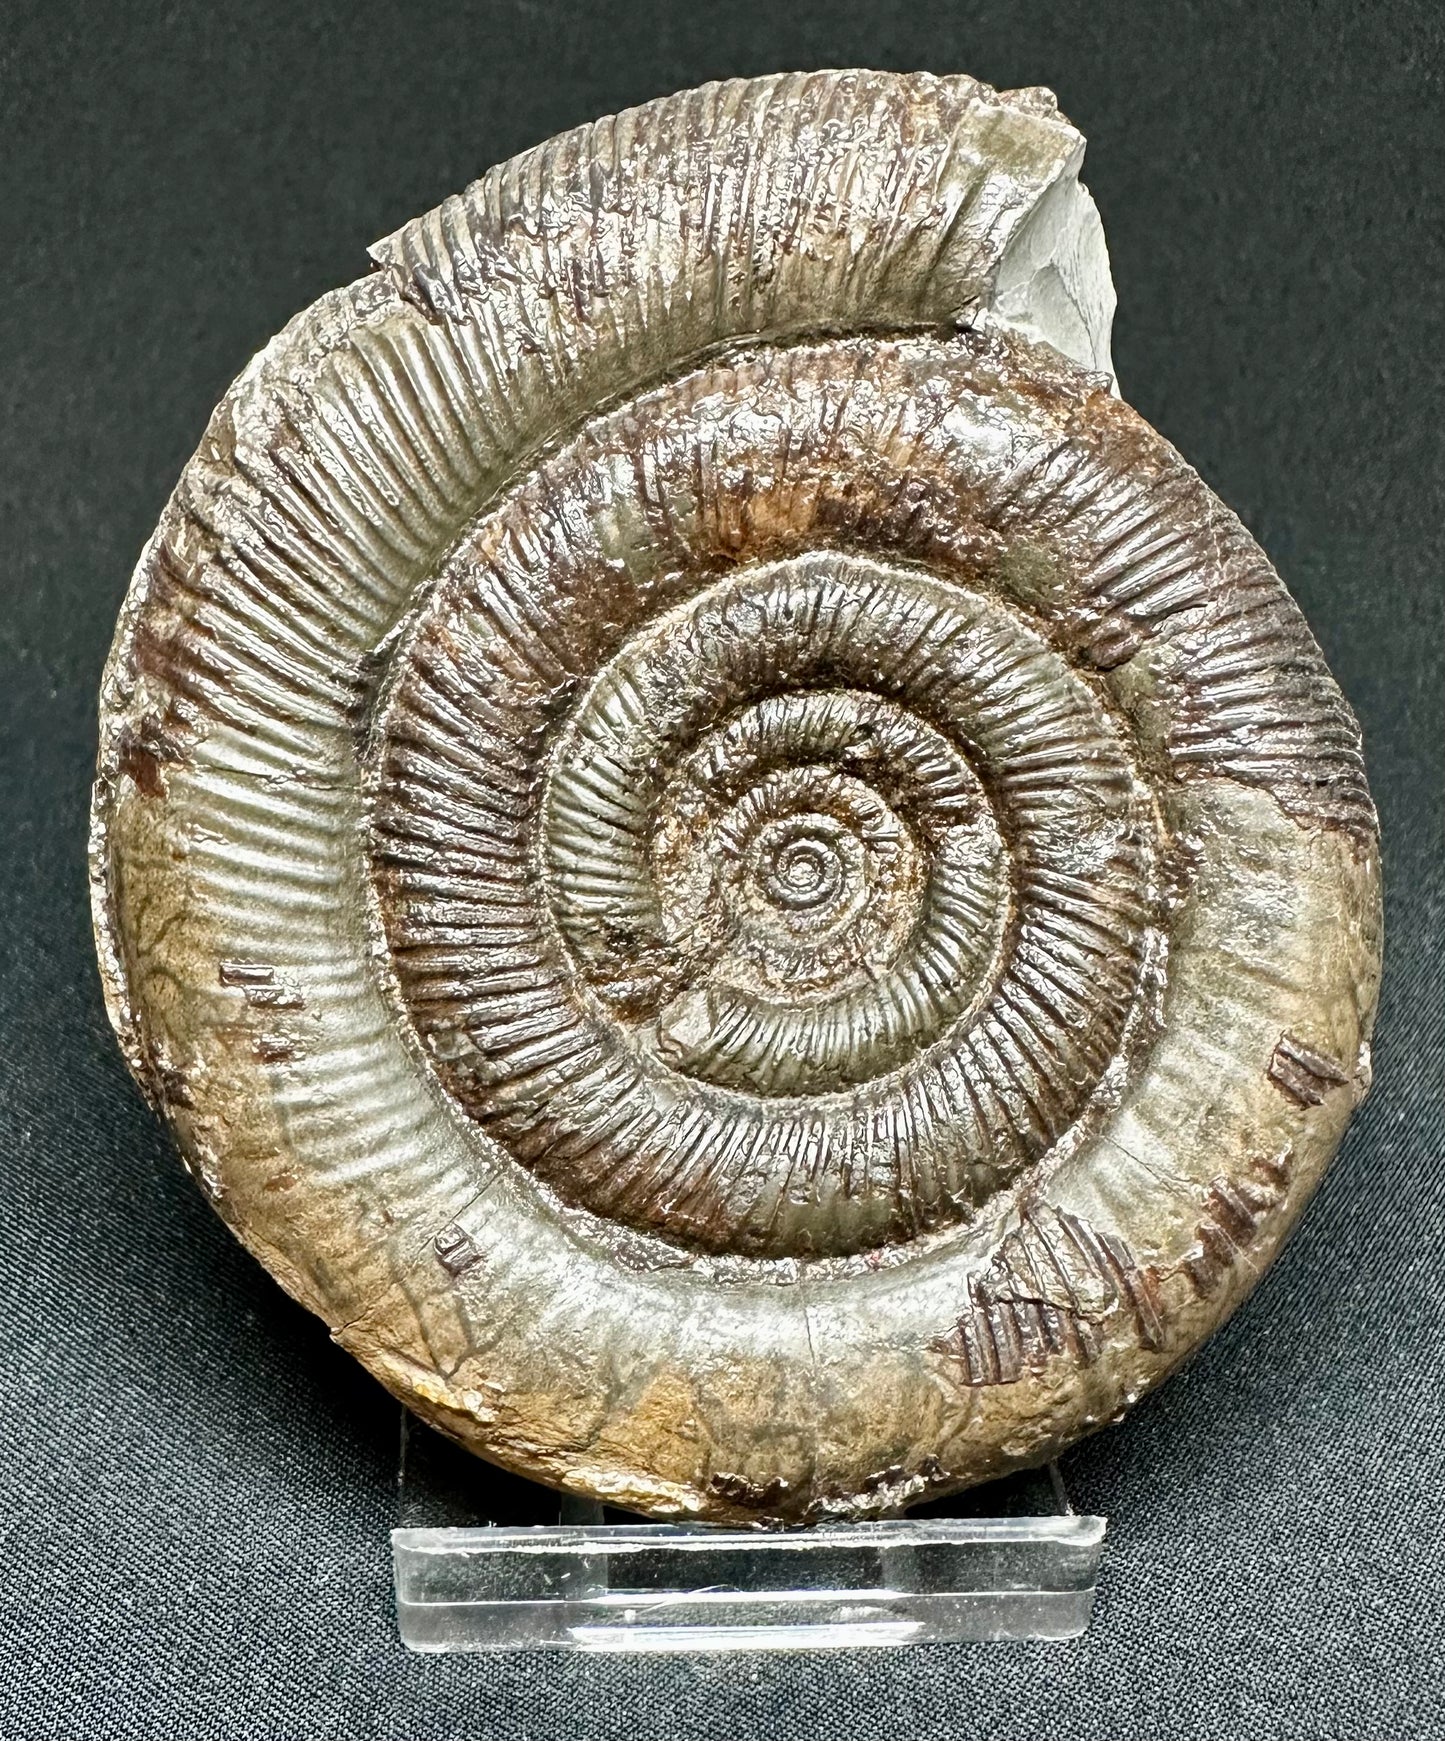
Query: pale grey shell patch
[{"left": 91, "top": 71, "right": 1380, "bottom": 1523}]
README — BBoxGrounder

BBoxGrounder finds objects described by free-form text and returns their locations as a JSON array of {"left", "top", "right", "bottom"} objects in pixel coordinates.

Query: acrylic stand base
[{"left": 393, "top": 1417, "right": 1105, "bottom": 1653}]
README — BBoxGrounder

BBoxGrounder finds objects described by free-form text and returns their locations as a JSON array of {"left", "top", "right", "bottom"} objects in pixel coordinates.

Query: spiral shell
[{"left": 92, "top": 71, "right": 1381, "bottom": 1523}]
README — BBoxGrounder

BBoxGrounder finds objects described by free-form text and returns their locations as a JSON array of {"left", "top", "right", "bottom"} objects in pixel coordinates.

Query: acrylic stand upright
[{"left": 392, "top": 1416, "right": 1105, "bottom": 1653}]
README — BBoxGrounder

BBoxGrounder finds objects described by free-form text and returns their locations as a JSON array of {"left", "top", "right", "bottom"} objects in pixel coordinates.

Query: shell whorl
[
  {"left": 92, "top": 72, "right": 1381, "bottom": 1522},
  {"left": 371, "top": 340, "right": 1168, "bottom": 1259}
]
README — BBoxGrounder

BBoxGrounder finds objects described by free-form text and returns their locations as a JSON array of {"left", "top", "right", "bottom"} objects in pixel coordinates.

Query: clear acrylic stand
[{"left": 392, "top": 1416, "right": 1105, "bottom": 1652}]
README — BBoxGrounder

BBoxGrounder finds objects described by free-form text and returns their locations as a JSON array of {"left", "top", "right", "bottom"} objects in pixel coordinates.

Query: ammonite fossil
[{"left": 92, "top": 71, "right": 1382, "bottom": 1524}]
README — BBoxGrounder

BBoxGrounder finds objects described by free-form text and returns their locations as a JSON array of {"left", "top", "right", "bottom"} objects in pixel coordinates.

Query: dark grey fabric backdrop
[{"left": 2, "top": 3, "right": 1442, "bottom": 1736}]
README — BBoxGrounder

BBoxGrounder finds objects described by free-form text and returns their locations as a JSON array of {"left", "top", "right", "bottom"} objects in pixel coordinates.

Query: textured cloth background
[{"left": 2, "top": 2, "right": 1441, "bottom": 1736}]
